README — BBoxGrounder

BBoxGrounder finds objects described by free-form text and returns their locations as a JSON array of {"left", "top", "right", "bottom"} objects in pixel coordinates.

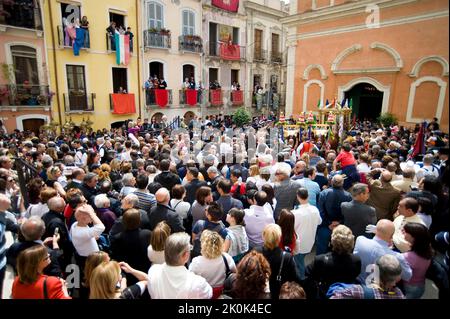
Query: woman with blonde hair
[
  {"left": 46, "top": 166, "right": 66, "bottom": 197},
  {"left": 189, "top": 230, "right": 236, "bottom": 299},
  {"left": 305, "top": 225, "right": 361, "bottom": 298},
  {"left": 12, "top": 245, "right": 71, "bottom": 299},
  {"left": 147, "top": 221, "right": 171, "bottom": 264},
  {"left": 246, "top": 165, "right": 262, "bottom": 186},
  {"left": 79, "top": 251, "right": 110, "bottom": 299},
  {"left": 98, "top": 163, "right": 111, "bottom": 183},
  {"left": 89, "top": 260, "right": 148, "bottom": 299},
  {"left": 301, "top": 152, "right": 310, "bottom": 168},
  {"left": 109, "top": 158, "right": 123, "bottom": 183},
  {"left": 257, "top": 223, "right": 300, "bottom": 299}
]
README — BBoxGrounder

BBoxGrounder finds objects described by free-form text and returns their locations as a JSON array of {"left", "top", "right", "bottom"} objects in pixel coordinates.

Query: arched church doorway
[{"left": 345, "top": 83, "right": 383, "bottom": 121}]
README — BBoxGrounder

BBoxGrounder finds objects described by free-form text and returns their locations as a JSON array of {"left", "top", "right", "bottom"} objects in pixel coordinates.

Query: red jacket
[{"left": 12, "top": 275, "right": 71, "bottom": 299}]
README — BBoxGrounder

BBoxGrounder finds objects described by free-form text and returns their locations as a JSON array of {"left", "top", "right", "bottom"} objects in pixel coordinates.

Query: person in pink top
[{"left": 402, "top": 222, "right": 433, "bottom": 299}]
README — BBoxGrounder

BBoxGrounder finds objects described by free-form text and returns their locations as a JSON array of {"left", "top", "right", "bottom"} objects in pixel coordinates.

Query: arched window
[
  {"left": 10, "top": 45, "right": 38, "bottom": 84},
  {"left": 182, "top": 10, "right": 195, "bottom": 35},
  {"left": 147, "top": 1, "right": 163, "bottom": 29}
]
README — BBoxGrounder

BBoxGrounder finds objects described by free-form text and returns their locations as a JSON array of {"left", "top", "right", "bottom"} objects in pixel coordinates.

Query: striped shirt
[
  {"left": 133, "top": 190, "right": 156, "bottom": 211},
  {"left": 330, "top": 285, "right": 405, "bottom": 299}
]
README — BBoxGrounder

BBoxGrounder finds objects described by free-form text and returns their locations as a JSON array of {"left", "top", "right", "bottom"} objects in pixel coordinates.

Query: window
[
  {"left": 271, "top": 33, "right": 279, "bottom": 54},
  {"left": 254, "top": 29, "right": 263, "bottom": 59},
  {"left": 209, "top": 68, "right": 218, "bottom": 83},
  {"left": 183, "top": 65, "right": 195, "bottom": 83},
  {"left": 112, "top": 68, "right": 128, "bottom": 93},
  {"left": 11, "top": 45, "right": 39, "bottom": 84},
  {"left": 182, "top": 10, "right": 195, "bottom": 35},
  {"left": 109, "top": 12, "right": 125, "bottom": 30},
  {"left": 232, "top": 27, "right": 239, "bottom": 45},
  {"left": 150, "top": 62, "right": 164, "bottom": 80},
  {"left": 148, "top": 1, "right": 163, "bottom": 29},
  {"left": 66, "top": 65, "right": 87, "bottom": 110},
  {"left": 231, "top": 70, "right": 239, "bottom": 86}
]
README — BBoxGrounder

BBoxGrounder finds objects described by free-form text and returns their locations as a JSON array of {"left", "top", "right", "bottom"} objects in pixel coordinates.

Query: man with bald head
[
  {"left": 6, "top": 216, "right": 62, "bottom": 277},
  {"left": 366, "top": 168, "right": 401, "bottom": 220},
  {"left": 353, "top": 219, "right": 412, "bottom": 284},
  {"left": 148, "top": 187, "right": 184, "bottom": 233},
  {"left": 42, "top": 196, "right": 73, "bottom": 268}
]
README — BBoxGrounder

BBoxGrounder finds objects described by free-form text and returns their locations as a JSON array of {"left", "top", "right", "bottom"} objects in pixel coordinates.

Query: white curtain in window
[
  {"left": 182, "top": 10, "right": 194, "bottom": 35},
  {"left": 148, "top": 1, "right": 163, "bottom": 29}
]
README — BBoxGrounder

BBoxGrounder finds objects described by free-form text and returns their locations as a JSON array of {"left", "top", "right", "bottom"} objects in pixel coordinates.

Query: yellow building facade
[{"left": 43, "top": 0, "right": 142, "bottom": 131}]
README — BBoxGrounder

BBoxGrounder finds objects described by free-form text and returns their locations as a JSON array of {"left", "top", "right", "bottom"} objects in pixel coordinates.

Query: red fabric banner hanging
[
  {"left": 220, "top": 43, "right": 240, "bottom": 60},
  {"left": 185, "top": 89, "right": 198, "bottom": 106},
  {"left": 212, "top": 0, "right": 239, "bottom": 12},
  {"left": 155, "top": 89, "right": 169, "bottom": 107},
  {"left": 111, "top": 93, "right": 136, "bottom": 114},
  {"left": 210, "top": 89, "right": 222, "bottom": 106},
  {"left": 231, "top": 90, "right": 243, "bottom": 105}
]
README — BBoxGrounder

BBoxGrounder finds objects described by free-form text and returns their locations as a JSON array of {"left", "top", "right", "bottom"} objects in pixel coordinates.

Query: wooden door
[
  {"left": 23, "top": 118, "right": 44, "bottom": 135},
  {"left": 254, "top": 29, "right": 262, "bottom": 59}
]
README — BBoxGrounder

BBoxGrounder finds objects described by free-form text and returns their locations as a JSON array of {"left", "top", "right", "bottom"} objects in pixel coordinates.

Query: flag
[
  {"left": 115, "top": 34, "right": 131, "bottom": 66},
  {"left": 343, "top": 98, "right": 348, "bottom": 108},
  {"left": 341, "top": 98, "right": 346, "bottom": 108},
  {"left": 317, "top": 99, "right": 321, "bottom": 109},
  {"left": 349, "top": 98, "right": 353, "bottom": 110},
  {"left": 325, "top": 99, "right": 329, "bottom": 108},
  {"left": 408, "top": 122, "right": 427, "bottom": 160},
  {"left": 73, "top": 28, "right": 86, "bottom": 56},
  {"left": 339, "top": 113, "right": 344, "bottom": 142},
  {"left": 326, "top": 126, "right": 334, "bottom": 143},
  {"left": 212, "top": 0, "right": 239, "bottom": 12}
]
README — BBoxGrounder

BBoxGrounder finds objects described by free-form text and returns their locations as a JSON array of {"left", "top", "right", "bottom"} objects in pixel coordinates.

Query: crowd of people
[{"left": 0, "top": 113, "right": 448, "bottom": 300}]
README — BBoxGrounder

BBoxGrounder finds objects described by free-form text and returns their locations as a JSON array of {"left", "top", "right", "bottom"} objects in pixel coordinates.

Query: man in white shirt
[
  {"left": 70, "top": 203, "right": 105, "bottom": 269},
  {"left": 416, "top": 154, "right": 440, "bottom": 181},
  {"left": 392, "top": 197, "right": 426, "bottom": 252},
  {"left": 148, "top": 232, "right": 212, "bottom": 299},
  {"left": 391, "top": 167, "right": 417, "bottom": 193},
  {"left": 292, "top": 188, "right": 322, "bottom": 279},
  {"left": 244, "top": 190, "right": 274, "bottom": 250}
]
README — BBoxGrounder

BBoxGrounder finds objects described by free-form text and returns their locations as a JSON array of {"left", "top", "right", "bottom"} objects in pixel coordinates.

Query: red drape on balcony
[
  {"left": 155, "top": 89, "right": 169, "bottom": 107},
  {"left": 111, "top": 93, "right": 136, "bottom": 114},
  {"left": 185, "top": 89, "right": 198, "bottom": 106},
  {"left": 220, "top": 43, "right": 240, "bottom": 60},
  {"left": 231, "top": 90, "right": 243, "bottom": 105},
  {"left": 212, "top": 0, "right": 239, "bottom": 12},
  {"left": 210, "top": 89, "right": 222, "bottom": 106}
]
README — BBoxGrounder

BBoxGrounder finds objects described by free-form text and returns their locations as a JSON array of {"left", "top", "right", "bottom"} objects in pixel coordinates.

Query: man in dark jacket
[
  {"left": 148, "top": 188, "right": 184, "bottom": 232},
  {"left": 79, "top": 172, "right": 99, "bottom": 206},
  {"left": 316, "top": 175, "right": 352, "bottom": 255},
  {"left": 65, "top": 168, "right": 85, "bottom": 191},
  {"left": 216, "top": 179, "right": 243, "bottom": 225},
  {"left": 184, "top": 167, "right": 207, "bottom": 204},
  {"left": 6, "top": 216, "right": 62, "bottom": 277},
  {"left": 109, "top": 194, "right": 150, "bottom": 237},
  {"left": 110, "top": 209, "right": 151, "bottom": 285},
  {"left": 154, "top": 159, "right": 180, "bottom": 192},
  {"left": 341, "top": 183, "right": 377, "bottom": 238},
  {"left": 42, "top": 197, "right": 73, "bottom": 269},
  {"left": 207, "top": 166, "right": 222, "bottom": 201}
]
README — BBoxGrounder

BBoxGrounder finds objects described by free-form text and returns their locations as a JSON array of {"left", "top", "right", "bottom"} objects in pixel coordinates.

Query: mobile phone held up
[{"left": 54, "top": 227, "right": 59, "bottom": 236}]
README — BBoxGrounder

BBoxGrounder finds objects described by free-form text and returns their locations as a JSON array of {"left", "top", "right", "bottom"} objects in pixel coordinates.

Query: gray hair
[
  {"left": 20, "top": 216, "right": 45, "bottom": 241},
  {"left": 97, "top": 137, "right": 105, "bottom": 145},
  {"left": 122, "top": 173, "right": 135, "bottom": 186},
  {"left": 403, "top": 167, "right": 415, "bottom": 179},
  {"left": 276, "top": 165, "right": 291, "bottom": 178},
  {"left": 42, "top": 155, "right": 54, "bottom": 167},
  {"left": 124, "top": 193, "right": 139, "bottom": 207},
  {"left": 47, "top": 196, "right": 66, "bottom": 212},
  {"left": 136, "top": 159, "right": 145, "bottom": 168},
  {"left": 146, "top": 165, "right": 157, "bottom": 174},
  {"left": 331, "top": 175, "right": 344, "bottom": 188},
  {"left": 84, "top": 172, "right": 97, "bottom": 183},
  {"left": 207, "top": 166, "right": 219, "bottom": 175},
  {"left": 164, "top": 232, "right": 191, "bottom": 266},
  {"left": 351, "top": 183, "right": 368, "bottom": 197},
  {"left": 94, "top": 194, "right": 110, "bottom": 208},
  {"left": 63, "top": 155, "right": 75, "bottom": 166},
  {"left": 376, "top": 254, "right": 402, "bottom": 286}
]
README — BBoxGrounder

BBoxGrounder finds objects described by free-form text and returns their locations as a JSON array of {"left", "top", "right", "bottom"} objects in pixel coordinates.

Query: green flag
[
  {"left": 317, "top": 99, "right": 321, "bottom": 109},
  {"left": 349, "top": 98, "right": 353, "bottom": 110}
]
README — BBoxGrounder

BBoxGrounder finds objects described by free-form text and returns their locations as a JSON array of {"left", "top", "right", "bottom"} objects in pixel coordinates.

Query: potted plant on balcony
[
  {"left": 37, "top": 95, "right": 48, "bottom": 105},
  {"left": 160, "top": 28, "right": 171, "bottom": 36},
  {"left": 15, "top": 93, "right": 31, "bottom": 105},
  {"left": 148, "top": 27, "right": 158, "bottom": 34}
]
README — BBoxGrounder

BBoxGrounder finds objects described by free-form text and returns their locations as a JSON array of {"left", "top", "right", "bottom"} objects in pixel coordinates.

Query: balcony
[
  {"left": 57, "top": 25, "right": 90, "bottom": 49},
  {"left": 0, "top": 3, "right": 42, "bottom": 30},
  {"left": 179, "top": 89, "right": 204, "bottom": 106},
  {"left": 63, "top": 92, "right": 95, "bottom": 113},
  {"left": 0, "top": 84, "right": 50, "bottom": 107},
  {"left": 144, "top": 30, "right": 171, "bottom": 50},
  {"left": 230, "top": 90, "right": 244, "bottom": 106},
  {"left": 208, "top": 89, "right": 223, "bottom": 107},
  {"left": 110, "top": 93, "right": 136, "bottom": 114},
  {"left": 208, "top": 42, "right": 245, "bottom": 61},
  {"left": 178, "top": 35, "right": 203, "bottom": 53},
  {"left": 271, "top": 51, "right": 283, "bottom": 63},
  {"left": 145, "top": 89, "right": 173, "bottom": 107},
  {"left": 253, "top": 49, "right": 268, "bottom": 63}
]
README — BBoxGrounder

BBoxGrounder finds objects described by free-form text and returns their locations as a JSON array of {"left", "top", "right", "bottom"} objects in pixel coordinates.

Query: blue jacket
[{"left": 318, "top": 187, "right": 352, "bottom": 226}]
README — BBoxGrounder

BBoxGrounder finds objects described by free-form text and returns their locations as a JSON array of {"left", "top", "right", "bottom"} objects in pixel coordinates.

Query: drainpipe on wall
[
  {"left": 47, "top": 0, "right": 63, "bottom": 128},
  {"left": 136, "top": 0, "right": 142, "bottom": 119}
]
